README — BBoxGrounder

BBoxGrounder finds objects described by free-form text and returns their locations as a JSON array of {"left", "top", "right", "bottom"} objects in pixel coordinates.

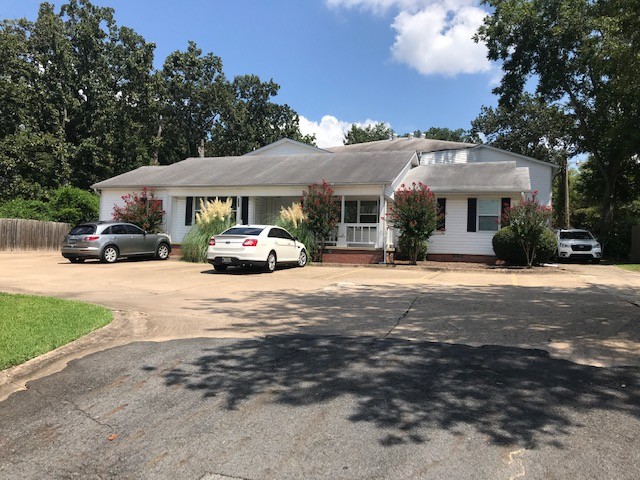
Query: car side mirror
[
  {"left": 144, "top": 230, "right": 148, "bottom": 235},
  {"left": 294, "top": 236, "right": 299, "bottom": 242}
]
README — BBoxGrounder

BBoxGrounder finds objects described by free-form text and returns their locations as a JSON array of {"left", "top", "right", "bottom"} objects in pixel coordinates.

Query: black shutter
[
  {"left": 437, "top": 198, "right": 446, "bottom": 231},
  {"left": 467, "top": 198, "right": 477, "bottom": 232},
  {"left": 185, "top": 197, "right": 193, "bottom": 226},
  {"left": 501, "top": 197, "right": 511, "bottom": 227},
  {"left": 241, "top": 197, "right": 249, "bottom": 225}
]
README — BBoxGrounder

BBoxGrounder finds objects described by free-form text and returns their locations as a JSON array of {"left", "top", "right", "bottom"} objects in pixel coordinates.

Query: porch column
[
  {"left": 248, "top": 197, "right": 256, "bottom": 224},
  {"left": 377, "top": 194, "right": 385, "bottom": 249},
  {"left": 337, "top": 195, "right": 347, "bottom": 247},
  {"left": 164, "top": 196, "right": 173, "bottom": 238}
]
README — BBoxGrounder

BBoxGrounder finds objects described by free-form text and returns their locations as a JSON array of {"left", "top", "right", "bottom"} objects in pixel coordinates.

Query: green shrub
[
  {"left": 48, "top": 186, "right": 99, "bottom": 225},
  {"left": 493, "top": 226, "right": 557, "bottom": 265},
  {"left": 0, "top": 199, "right": 51, "bottom": 221},
  {"left": 396, "top": 235, "right": 428, "bottom": 261}
]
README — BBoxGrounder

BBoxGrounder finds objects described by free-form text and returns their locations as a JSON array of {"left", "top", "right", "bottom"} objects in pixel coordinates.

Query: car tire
[
  {"left": 155, "top": 242, "right": 170, "bottom": 260},
  {"left": 593, "top": 258, "right": 601, "bottom": 264},
  {"left": 264, "top": 251, "right": 277, "bottom": 273},
  {"left": 69, "top": 258, "right": 85, "bottom": 264},
  {"left": 297, "top": 249, "right": 307, "bottom": 267},
  {"left": 213, "top": 264, "right": 227, "bottom": 272},
  {"left": 101, "top": 245, "right": 119, "bottom": 264}
]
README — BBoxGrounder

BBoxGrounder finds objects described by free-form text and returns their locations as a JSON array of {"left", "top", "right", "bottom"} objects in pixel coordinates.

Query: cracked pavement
[{"left": 0, "top": 252, "right": 639, "bottom": 479}]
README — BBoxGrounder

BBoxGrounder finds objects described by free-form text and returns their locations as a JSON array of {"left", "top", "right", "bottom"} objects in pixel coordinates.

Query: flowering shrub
[
  {"left": 181, "top": 198, "right": 234, "bottom": 263},
  {"left": 388, "top": 182, "right": 438, "bottom": 265},
  {"left": 301, "top": 181, "right": 340, "bottom": 262},
  {"left": 499, "top": 191, "right": 554, "bottom": 267},
  {"left": 112, "top": 187, "right": 164, "bottom": 233},
  {"left": 493, "top": 226, "right": 557, "bottom": 265}
]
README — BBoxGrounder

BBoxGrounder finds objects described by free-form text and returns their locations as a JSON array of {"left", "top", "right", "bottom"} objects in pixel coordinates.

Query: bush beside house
[
  {"left": 493, "top": 227, "right": 557, "bottom": 266},
  {"left": 180, "top": 198, "right": 234, "bottom": 263}
]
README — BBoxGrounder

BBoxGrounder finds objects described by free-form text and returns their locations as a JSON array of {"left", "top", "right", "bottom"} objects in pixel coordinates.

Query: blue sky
[{"left": 1, "top": 0, "right": 500, "bottom": 147}]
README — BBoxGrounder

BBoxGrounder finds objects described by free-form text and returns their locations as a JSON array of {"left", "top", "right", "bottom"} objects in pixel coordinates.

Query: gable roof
[
  {"left": 93, "top": 151, "right": 417, "bottom": 189},
  {"left": 401, "top": 162, "right": 531, "bottom": 194},
  {"left": 472, "top": 144, "right": 561, "bottom": 169},
  {"left": 243, "top": 138, "right": 331, "bottom": 156},
  {"left": 327, "top": 137, "right": 475, "bottom": 154}
]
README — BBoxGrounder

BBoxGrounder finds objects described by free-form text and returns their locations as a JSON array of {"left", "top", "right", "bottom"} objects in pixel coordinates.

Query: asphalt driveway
[{"left": 0, "top": 252, "right": 639, "bottom": 478}]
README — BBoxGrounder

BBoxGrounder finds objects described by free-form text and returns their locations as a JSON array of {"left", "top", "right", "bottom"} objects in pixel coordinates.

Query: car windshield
[
  {"left": 221, "top": 227, "right": 265, "bottom": 236},
  {"left": 69, "top": 225, "right": 96, "bottom": 235},
  {"left": 560, "top": 231, "right": 594, "bottom": 240}
]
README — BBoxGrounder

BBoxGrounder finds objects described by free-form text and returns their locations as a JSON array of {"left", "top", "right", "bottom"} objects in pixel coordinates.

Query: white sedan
[{"left": 207, "top": 225, "right": 308, "bottom": 273}]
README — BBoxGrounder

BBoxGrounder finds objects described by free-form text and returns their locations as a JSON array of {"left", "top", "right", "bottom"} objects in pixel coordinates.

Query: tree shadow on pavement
[{"left": 158, "top": 334, "right": 640, "bottom": 450}]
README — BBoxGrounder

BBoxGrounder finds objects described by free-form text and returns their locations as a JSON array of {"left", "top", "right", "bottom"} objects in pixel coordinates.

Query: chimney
[{"left": 407, "top": 132, "right": 414, "bottom": 139}]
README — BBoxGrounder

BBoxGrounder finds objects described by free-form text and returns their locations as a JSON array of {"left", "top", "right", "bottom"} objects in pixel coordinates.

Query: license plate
[
  {"left": 67, "top": 239, "right": 76, "bottom": 244},
  {"left": 221, "top": 257, "right": 231, "bottom": 263}
]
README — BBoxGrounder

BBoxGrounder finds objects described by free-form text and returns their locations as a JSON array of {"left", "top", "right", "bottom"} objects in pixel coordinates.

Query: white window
[
  {"left": 478, "top": 199, "right": 500, "bottom": 231},
  {"left": 343, "top": 199, "right": 379, "bottom": 224}
]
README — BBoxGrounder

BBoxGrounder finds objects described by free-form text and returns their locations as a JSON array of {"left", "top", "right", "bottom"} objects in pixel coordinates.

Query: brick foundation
[
  {"left": 323, "top": 248, "right": 384, "bottom": 264},
  {"left": 427, "top": 253, "right": 497, "bottom": 264}
]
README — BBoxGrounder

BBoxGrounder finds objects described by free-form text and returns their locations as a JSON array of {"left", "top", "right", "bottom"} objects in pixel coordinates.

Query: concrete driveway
[{"left": 0, "top": 252, "right": 639, "bottom": 479}]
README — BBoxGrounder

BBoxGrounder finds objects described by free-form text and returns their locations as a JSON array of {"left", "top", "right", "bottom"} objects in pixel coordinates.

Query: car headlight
[
  {"left": 595, "top": 243, "right": 601, "bottom": 249},
  {"left": 559, "top": 243, "right": 570, "bottom": 248}
]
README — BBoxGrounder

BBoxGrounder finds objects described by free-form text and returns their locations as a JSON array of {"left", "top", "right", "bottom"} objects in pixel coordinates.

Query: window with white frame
[
  {"left": 478, "top": 199, "right": 500, "bottom": 231},
  {"left": 343, "top": 199, "right": 379, "bottom": 224}
]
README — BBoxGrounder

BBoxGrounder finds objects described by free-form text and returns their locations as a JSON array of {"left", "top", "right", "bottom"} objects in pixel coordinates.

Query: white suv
[{"left": 556, "top": 229, "right": 602, "bottom": 262}]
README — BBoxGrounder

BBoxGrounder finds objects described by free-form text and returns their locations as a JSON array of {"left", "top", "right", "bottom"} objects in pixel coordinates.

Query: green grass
[
  {"left": 0, "top": 293, "right": 112, "bottom": 370},
  {"left": 616, "top": 264, "right": 640, "bottom": 272}
]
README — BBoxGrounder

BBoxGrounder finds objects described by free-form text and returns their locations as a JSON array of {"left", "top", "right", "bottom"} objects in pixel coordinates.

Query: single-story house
[{"left": 92, "top": 137, "right": 558, "bottom": 263}]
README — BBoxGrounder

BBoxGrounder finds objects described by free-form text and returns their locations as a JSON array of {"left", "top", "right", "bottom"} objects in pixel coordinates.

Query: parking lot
[{"left": 1, "top": 252, "right": 639, "bottom": 478}]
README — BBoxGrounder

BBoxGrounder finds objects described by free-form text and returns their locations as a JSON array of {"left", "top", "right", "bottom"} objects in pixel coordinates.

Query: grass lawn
[
  {"left": 0, "top": 292, "right": 112, "bottom": 370},
  {"left": 616, "top": 264, "right": 640, "bottom": 272}
]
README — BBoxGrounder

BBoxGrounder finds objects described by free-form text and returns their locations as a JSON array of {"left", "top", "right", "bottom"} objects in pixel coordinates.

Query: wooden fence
[{"left": 0, "top": 218, "right": 71, "bottom": 251}]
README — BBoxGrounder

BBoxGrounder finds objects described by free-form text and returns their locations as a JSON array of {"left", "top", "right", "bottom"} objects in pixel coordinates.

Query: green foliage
[
  {"left": 396, "top": 235, "right": 428, "bottom": 262},
  {"left": 112, "top": 187, "right": 165, "bottom": 233},
  {"left": 301, "top": 181, "right": 340, "bottom": 262},
  {"left": 493, "top": 226, "right": 557, "bottom": 266},
  {"left": 0, "top": 1, "right": 311, "bottom": 199},
  {"left": 477, "top": 0, "right": 640, "bottom": 254},
  {"left": 343, "top": 122, "right": 393, "bottom": 145},
  {"left": 413, "top": 127, "right": 479, "bottom": 143},
  {"left": 0, "top": 199, "right": 51, "bottom": 221},
  {"left": 498, "top": 192, "right": 554, "bottom": 267},
  {"left": 48, "top": 186, "right": 98, "bottom": 224},
  {"left": 388, "top": 182, "right": 438, "bottom": 265},
  {"left": 180, "top": 218, "right": 233, "bottom": 263},
  {"left": 0, "top": 292, "right": 112, "bottom": 370}
]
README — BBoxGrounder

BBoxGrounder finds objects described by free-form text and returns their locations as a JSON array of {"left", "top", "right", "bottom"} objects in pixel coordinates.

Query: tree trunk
[{"left": 599, "top": 173, "right": 617, "bottom": 256}]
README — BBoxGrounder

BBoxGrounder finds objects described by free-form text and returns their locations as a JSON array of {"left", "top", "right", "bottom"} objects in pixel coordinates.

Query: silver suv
[
  {"left": 556, "top": 229, "right": 602, "bottom": 262},
  {"left": 61, "top": 221, "right": 171, "bottom": 264}
]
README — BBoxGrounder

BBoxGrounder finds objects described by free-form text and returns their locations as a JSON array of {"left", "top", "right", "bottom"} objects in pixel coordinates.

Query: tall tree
[
  {"left": 413, "top": 127, "right": 479, "bottom": 143},
  {"left": 477, "top": 0, "right": 640, "bottom": 250},
  {"left": 210, "top": 74, "right": 314, "bottom": 156},
  {"left": 343, "top": 122, "right": 393, "bottom": 145},
  {"left": 156, "top": 41, "right": 227, "bottom": 164}
]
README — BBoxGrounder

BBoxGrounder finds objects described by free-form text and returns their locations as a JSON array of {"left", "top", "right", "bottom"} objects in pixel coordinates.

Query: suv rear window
[
  {"left": 222, "top": 227, "right": 265, "bottom": 236},
  {"left": 69, "top": 225, "right": 96, "bottom": 235}
]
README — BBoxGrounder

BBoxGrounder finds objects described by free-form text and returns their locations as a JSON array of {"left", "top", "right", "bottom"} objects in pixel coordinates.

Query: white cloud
[
  {"left": 326, "top": 0, "right": 492, "bottom": 77},
  {"left": 299, "top": 115, "right": 387, "bottom": 148}
]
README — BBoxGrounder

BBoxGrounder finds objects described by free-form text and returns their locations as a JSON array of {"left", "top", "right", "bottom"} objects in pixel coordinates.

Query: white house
[{"left": 92, "top": 137, "right": 558, "bottom": 263}]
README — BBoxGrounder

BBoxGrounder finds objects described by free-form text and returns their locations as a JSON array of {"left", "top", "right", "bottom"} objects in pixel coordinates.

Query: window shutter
[
  {"left": 501, "top": 197, "right": 511, "bottom": 227},
  {"left": 467, "top": 198, "right": 477, "bottom": 232},
  {"left": 437, "top": 198, "right": 446, "bottom": 231},
  {"left": 185, "top": 197, "right": 193, "bottom": 226}
]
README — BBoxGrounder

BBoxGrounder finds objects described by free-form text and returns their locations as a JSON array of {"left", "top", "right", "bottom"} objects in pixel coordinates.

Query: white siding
[
  {"left": 420, "top": 149, "right": 472, "bottom": 165},
  {"left": 426, "top": 195, "right": 513, "bottom": 256},
  {"left": 469, "top": 148, "right": 554, "bottom": 206},
  {"left": 171, "top": 197, "right": 191, "bottom": 243},
  {"left": 99, "top": 190, "right": 126, "bottom": 221}
]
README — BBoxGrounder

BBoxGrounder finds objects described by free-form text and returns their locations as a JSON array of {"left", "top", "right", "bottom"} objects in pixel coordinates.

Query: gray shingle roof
[
  {"left": 327, "top": 137, "right": 475, "bottom": 154},
  {"left": 93, "top": 151, "right": 416, "bottom": 189},
  {"left": 401, "top": 162, "right": 531, "bottom": 193}
]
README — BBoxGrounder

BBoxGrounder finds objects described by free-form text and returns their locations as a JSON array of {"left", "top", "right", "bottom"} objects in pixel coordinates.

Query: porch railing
[{"left": 346, "top": 224, "right": 377, "bottom": 246}]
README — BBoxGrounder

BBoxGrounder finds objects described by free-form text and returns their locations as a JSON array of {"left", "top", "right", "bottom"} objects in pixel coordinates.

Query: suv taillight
[
  {"left": 208, "top": 237, "right": 216, "bottom": 246},
  {"left": 84, "top": 236, "right": 100, "bottom": 242},
  {"left": 242, "top": 239, "right": 258, "bottom": 247}
]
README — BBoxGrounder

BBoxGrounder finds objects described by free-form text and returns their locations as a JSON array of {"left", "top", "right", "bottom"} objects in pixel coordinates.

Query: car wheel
[
  {"left": 156, "top": 242, "right": 170, "bottom": 260},
  {"left": 264, "top": 251, "right": 277, "bottom": 273},
  {"left": 101, "top": 245, "right": 119, "bottom": 264},
  {"left": 213, "top": 264, "right": 227, "bottom": 272},
  {"left": 69, "top": 258, "right": 85, "bottom": 264},
  {"left": 297, "top": 249, "right": 307, "bottom": 267}
]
